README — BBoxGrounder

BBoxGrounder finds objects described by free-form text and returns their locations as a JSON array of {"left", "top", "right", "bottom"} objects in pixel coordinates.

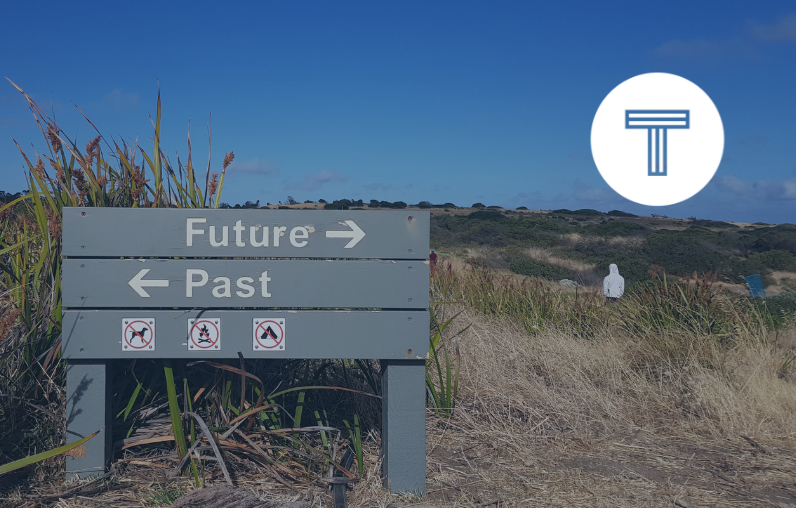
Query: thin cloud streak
[
  {"left": 228, "top": 157, "right": 280, "bottom": 176},
  {"left": 751, "top": 13, "right": 796, "bottom": 41},
  {"left": 286, "top": 169, "right": 349, "bottom": 192},
  {"left": 103, "top": 89, "right": 138, "bottom": 110},
  {"left": 713, "top": 175, "right": 796, "bottom": 200}
]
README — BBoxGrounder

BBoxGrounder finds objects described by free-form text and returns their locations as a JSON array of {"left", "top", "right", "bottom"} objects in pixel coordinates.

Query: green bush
[
  {"left": 747, "top": 250, "right": 796, "bottom": 271},
  {"left": 749, "top": 292, "right": 796, "bottom": 329},
  {"left": 607, "top": 210, "right": 636, "bottom": 217},
  {"left": 583, "top": 221, "right": 646, "bottom": 237},
  {"left": 509, "top": 256, "right": 576, "bottom": 280},
  {"left": 465, "top": 210, "right": 507, "bottom": 221}
]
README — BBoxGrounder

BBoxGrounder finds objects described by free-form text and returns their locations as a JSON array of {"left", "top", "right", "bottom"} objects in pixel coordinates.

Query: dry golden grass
[
  {"left": 526, "top": 246, "right": 597, "bottom": 273},
  {"left": 559, "top": 232, "right": 645, "bottom": 249},
  {"left": 5, "top": 281, "right": 796, "bottom": 507},
  {"left": 411, "top": 308, "right": 796, "bottom": 507},
  {"left": 768, "top": 271, "right": 796, "bottom": 296},
  {"left": 6, "top": 308, "right": 796, "bottom": 507}
]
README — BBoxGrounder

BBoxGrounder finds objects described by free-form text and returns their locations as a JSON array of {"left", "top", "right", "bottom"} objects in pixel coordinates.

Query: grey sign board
[
  {"left": 63, "top": 259, "right": 428, "bottom": 309},
  {"left": 62, "top": 310, "right": 428, "bottom": 360},
  {"left": 62, "top": 207, "right": 429, "bottom": 494},
  {"left": 63, "top": 208, "right": 429, "bottom": 259}
]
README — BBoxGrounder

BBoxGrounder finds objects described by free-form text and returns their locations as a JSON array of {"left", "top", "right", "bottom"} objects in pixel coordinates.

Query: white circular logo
[{"left": 590, "top": 73, "right": 724, "bottom": 206}]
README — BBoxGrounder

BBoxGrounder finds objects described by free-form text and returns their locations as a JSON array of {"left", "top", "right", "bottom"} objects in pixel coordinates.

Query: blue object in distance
[{"left": 744, "top": 274, "right": 766, "bottom": 298}]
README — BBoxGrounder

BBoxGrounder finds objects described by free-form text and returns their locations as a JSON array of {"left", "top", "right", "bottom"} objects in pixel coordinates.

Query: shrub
[
  {"left": 465, "top": 210, "right": 507, "bottom": 221},
  {"left": 746, "top": 250, "right": 796, "bottom": 271},
  {"left": 509, "top": 257, "right": 576, "bottom": 280},
  {"left": 570, "top": 208, "right": 603, "bottom": 216},
  {"left": 583, "top": 220, "right": 646, "bottom": 237},
  {"left": 324, "top": 199, "right": 352, "bottom": 210}
]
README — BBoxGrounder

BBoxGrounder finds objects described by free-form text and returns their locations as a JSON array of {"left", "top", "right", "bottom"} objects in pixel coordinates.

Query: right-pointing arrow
[
  {"left": 128, "top": 268, "right": 170, "bottom": 297},
  {"left": 325, "top": 220, "right": 366, "bottom": 248}
]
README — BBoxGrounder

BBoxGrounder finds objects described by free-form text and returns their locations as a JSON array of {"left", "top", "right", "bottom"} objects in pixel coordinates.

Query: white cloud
[
  {"left": 654, "top": 13, "right": 796, "bottom": 61},
  {"left": 713, "top": 175, "right": 749, "bottom": 195},
  {"left": 751, "top": 13, "right": 796, "bottom": 42},
  {"left": 229, "top": 157, "right": 279, "bottom": 176},
  {"left": 103, "top": 89, "right": 138, "bottom": 110},
  {"left": 572, "top": 180, "right": 615, "bottom": 202},
  {"left": 714, "top": 175, "right": 796, "bottom": 200},
  {"left": 287, "top": 169, "right": 349, "bottom": 192},
  {"left": 754, "top": 179, "right": 796, "bottom": 200}
]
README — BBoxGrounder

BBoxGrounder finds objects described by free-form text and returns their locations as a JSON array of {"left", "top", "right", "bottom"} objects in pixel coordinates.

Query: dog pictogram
[{"left": 122, "top": 319, "right": 155, "bottom": 351}]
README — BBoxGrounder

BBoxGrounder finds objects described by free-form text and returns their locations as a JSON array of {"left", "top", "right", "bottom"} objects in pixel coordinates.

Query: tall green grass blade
[
  {"left": 0, "top": 431, "right": 99, "bottom": 475},
  {"left": 353, "top": 414, "right": 363, "bottom": 475},
  {"left": 183, "top": 378, "right": 200, "bottom": 487},
  {"left": 122, "top": 383, "right": 142, "bottom": 421},
  {"left": 293, "top": 391, "right": 306, "bottom": 443},
  {"left": 163, "top": 360, "right": 187, "bottom": 460}
]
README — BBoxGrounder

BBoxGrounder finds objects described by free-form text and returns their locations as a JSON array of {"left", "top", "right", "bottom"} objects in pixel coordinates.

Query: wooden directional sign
[
  {"left": 63, "top": 208, "right": 428, "bottom": 258},
  {"left": 62, "top": 310, "right": 428, "bottom": 359},
  {"left": 62, "top": 207, "right": 430, "bottom": 493},
  {"left": 61, "top": 207, "right": 430, "bottom": 359},
  {"left": 63, "top": 259, "right": 428, "bottom": 309}
]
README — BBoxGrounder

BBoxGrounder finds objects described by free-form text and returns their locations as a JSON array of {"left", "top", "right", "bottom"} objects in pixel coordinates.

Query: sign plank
[
  {"left": 62, "top": 310, "right": 429, "bottom": 359},
  {"left": 63, "top": 259, "right": 429, "bottom": 309},
  {"left": 62, "top": 208, "right": 429, "bottom": 259}
]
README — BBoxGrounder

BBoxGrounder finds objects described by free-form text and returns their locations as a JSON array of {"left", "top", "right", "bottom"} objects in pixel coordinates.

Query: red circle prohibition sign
[
  {"left": 190, "top": 320, "right": 219, "bottom": 348},
  {"left": 124, "top": 320, "right": 153, "bottom": 349},
  {"left": 255, "top": 320, "right": 283, "bottom": 349}
]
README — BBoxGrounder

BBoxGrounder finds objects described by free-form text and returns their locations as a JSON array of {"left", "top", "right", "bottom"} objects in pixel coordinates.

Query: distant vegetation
[
  {"left": 431, "top": 208, "right": 796, "bottom": 288},
  {"left": 0, "top": 190, "right": 27, "bottom": 204}
]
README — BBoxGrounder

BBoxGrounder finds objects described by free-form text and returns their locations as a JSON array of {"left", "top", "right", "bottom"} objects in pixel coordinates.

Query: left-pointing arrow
[{"left": 128, "top": 268, "right": 169, "bottom": 297}]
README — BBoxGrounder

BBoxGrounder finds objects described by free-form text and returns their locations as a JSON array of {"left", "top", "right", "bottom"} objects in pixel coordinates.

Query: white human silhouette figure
[{"left": 603, "top": 263, "right": 625, "bottom": 302}]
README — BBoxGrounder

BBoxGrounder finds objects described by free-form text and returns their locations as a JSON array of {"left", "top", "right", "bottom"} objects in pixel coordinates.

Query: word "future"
[{"left": 187, "top": 218, "right": 310, "bottom": 248}]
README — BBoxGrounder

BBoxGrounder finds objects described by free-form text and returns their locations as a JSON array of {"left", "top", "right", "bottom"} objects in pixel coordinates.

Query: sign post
[{"left": 62, "top": 208, "right": 430, "bottom": 494}]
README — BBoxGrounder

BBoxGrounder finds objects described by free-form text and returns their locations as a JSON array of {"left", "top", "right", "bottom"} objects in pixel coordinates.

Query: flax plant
[
  {"left": 427, "top": 260, "right": 469, "bottom": 417},
  {"left": 0, "top": 78, "right": 232, "bottom": 476}
]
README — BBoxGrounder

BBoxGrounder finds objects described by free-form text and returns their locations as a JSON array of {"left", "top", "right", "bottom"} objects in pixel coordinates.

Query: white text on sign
[
  {"left": 187, "top": 219, "right": 309, "bottom": 248},
  {"left": 186, "top": 269, "right": 271, "bottom": 298},
  {"left": 185, "top": 218, "right": 366, "bottom": 249}
]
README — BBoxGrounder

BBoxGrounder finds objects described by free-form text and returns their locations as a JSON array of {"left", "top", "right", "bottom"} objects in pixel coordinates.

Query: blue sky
[{"left": 1, "top": 1, "right": 794, "bottom": 223}]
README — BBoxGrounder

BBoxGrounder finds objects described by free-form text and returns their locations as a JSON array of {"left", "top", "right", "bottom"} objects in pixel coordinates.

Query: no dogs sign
[
  {"left": 188, "top": 318, "right": 221, "bottom": 350},
  {"left": 253, "top": 318, "right": 285, "bottom": 351},
  {"left": 122, "top": 318, "right": 155, "bottom": 351}
]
